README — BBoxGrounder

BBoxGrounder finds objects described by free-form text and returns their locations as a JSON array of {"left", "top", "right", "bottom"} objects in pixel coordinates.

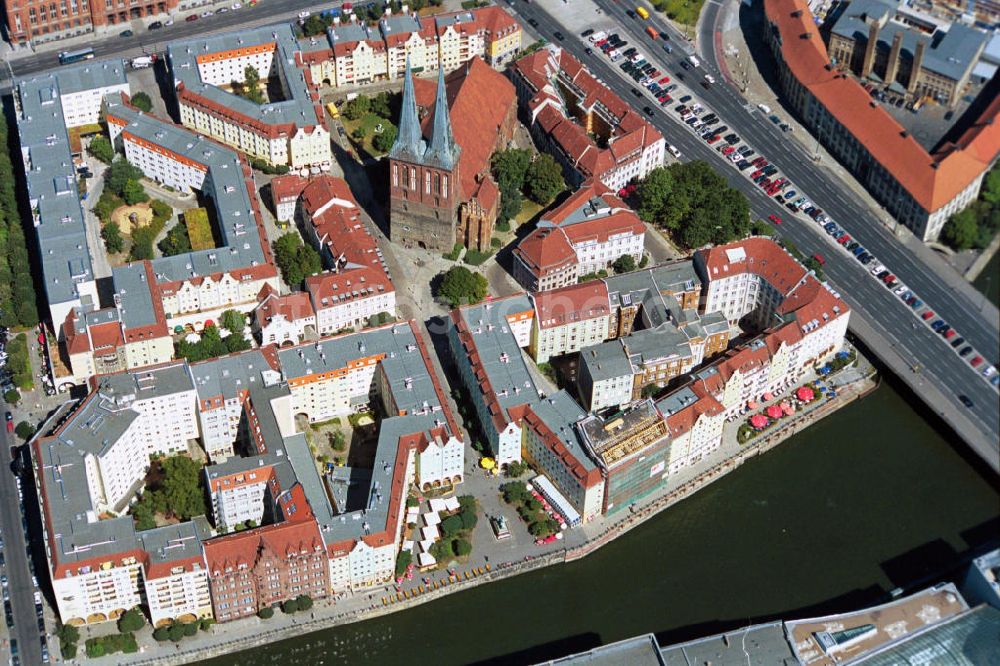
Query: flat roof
[
  {"left": 659, "top": 622, "right": 797, "bottom": 666},
  {"left": 15, "top": 60, "right": 128, "bottom": 307},
  {"left": 542, "top": 634, "right": 665, "bottom": 665}
]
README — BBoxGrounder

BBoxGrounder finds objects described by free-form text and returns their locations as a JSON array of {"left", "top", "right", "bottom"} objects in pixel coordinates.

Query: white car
[
  {"left": 668, "top": 145, "right": 681, "bottom": 158},
  {"left": 164, "top": 18, "right": 174, "bottom": 25},
  {"left": 201, "top": 10, "right": 214, "bottom": 16},
  {"left": 231, "top": 1, "right": 242, "bottom": 7},
  {"left": 298, "top": 10, "right": 311, "bottom": 18},
  {"left": 870, "top": 263, "right": 886, "bottom": 276}
]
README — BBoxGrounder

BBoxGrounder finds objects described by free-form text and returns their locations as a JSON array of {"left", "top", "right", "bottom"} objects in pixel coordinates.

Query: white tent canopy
[{"left": 423, "top": 511, "right": 441, "bottom": 526}]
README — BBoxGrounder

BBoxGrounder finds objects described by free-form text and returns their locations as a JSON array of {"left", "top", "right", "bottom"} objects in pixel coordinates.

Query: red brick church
[{"left": 388, "top": 57, "right": 517, "bottom": 252}]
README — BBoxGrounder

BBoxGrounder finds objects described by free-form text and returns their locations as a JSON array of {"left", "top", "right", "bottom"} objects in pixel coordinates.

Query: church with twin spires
[{"left": 388, "top": 57, "right": 517, "bottom": 252}]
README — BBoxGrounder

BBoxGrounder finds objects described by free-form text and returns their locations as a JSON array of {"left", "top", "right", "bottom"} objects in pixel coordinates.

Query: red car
[
  {"left": 721, "top": 145, "right": 735, "bottom": 155},
  {"left": 812, "top": 253, "right": 825, "bottom": 265},
  {"left": 750, "top": 169, "right": 763, "bottom": 179},
  {"left": 658, "top": 76, "right": 671, "bottom": 84},
  {"left": 706, "top": 135, "right": 721, "bottom": 144},
  {"left": 768, "top": 214, "right": 782, "bottom": 225},
  {"left": 185, "top": 13, "right": 199, "bottom": 21},
  {"left": 921, "top": 310, "right": 935, "bottom": 321},
  {"left": 944, "top": 329, "right": 957, "bottom": 340},
  {"left": 837, "top": 234, "right": 851, "bottom": 245},
  {"left": 5, "top": 421, "right": 12, "bottom": 433},
  {"left": 970, "top": 355, "right": 983, "bottom": 368},
  {"left": 882, "top": 273, "right": 896, "bottom": 283}
]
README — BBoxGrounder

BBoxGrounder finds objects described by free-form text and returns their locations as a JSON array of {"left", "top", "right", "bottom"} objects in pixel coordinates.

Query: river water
[{"left": 208, "top": 378, "right": 998, "bottom": 666}]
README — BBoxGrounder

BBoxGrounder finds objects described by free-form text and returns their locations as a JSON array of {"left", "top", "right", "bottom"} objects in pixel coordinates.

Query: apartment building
[
  {"left": 511, "top": 45, "right": 665, "bottom": 192},
  {"left": 520, "top": 391, "right": 606, "bottom": 523},
  {"left": 268, "top": 174, "right": 310, "bottom": 225},
  {"left": 513, "top": 182, "right": 646, "bottom": 292},
  {"left": 104, "top": 94, "right": 280, "bottom": 335},
  {"left": 204, "top": 520, "right": 330, "bottom": 621},
  {"left": 137, "top": 521, "right": 215, "bottom": 628},
  {"left": 530, "top": 281, "right": 612, "bottom": 363},
  {"left": 655, "top": 384, "right": 726, "bottom": 474},
  {"left": 306, "top": 267, "right": 396, "bottom": 336},
  {"left": 253, "top": 285, "right": 317, "bottom": 347},
  {"left": 168, "top": 25, "right": 331, "bottom": 169},
  {"left": 61, "top": 299, "right": 174, "bottom": 379},
  {"left": 4, "top": 0, "right": 177, "bottom": 45},
  {"left": 763, "top": 0, "right": 1000, "bottom": 241},
  {"left": 14, "top": 61, "right": 128, "bottom": 338},
  {"left": 299, "top": 7, "right": 521, "bottom": 88}
]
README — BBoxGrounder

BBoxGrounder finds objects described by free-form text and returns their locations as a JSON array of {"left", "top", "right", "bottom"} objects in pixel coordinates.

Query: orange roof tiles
[
  {"left": 514, "top": 228, "right": 576, "bottom": 276},
  {"left": 204, "top": 518, "right": 324, "bottom": 574},
  {"left": 763, "top": 0, "right": 999, "bottom": 213},
  {"left": 256, "top": 285, "right": 316, "bottom": 324}
]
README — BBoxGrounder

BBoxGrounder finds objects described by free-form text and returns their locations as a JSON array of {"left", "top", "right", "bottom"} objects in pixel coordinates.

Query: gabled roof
[
  {"left": 533, "top": 281, "right": 611, "bottom": 329},
  {"left": 203, "top": 518, "right": 324, "bottom": 574}
]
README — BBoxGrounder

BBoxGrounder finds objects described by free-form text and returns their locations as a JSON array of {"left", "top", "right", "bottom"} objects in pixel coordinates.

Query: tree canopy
[
  {"left": 940, "top": 208, "right": 978, "bottom": 250},
  {"left": 158, "top": 223, "right": 192, "bottom": 256},
  {"left": 220, "top": 309, "right": 247, "bottom": 335},
  {"left": 491, "top": 148, "right": 532, "bottom": 191},
  {"left": 88, "top": 135, "right": 115, "bottom": 164},
  {"left": 635, "top": 162, "right": 750, "bottom": 248},
  {"left": 0, "top": 112, "right": 39, "bottom": 328},
  {"left": 175, "top": 323, "right": 251, "bottom": 363},
  {"left": 117, "top": 608, "right": 146, "bottom": 634},
  {"left": 372, "top": 122, "right": 398, "bottom": 153},
  {"left": 131, "top": 455, "right": 207, "bottom": 530},
  {"left": 272, "top": 232, "right": 323, "bottom": 287},
  {"left": 233, "top": 65, "right": 265, "bottom": 104},
  {"left": 612, "top": 254, "right": 636, "bottom": 274},
  {"left": 106, "top": 157, "right": 145, "bottom": 198},
  {"left": 437, "top": 265, "right": 488, "bottom": 307},
  {"left": 130, "top": 92, "right": 153, "bottom": 113},
  {"left": 102, "top": 221, "right": 124, "bottom": 254},
  {"left": 524, "top": 154, "right": 565, "bottom": 205}
]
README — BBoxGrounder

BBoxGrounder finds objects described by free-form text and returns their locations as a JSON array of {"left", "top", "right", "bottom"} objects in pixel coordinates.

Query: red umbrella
[
  {"left": 796, "top": 386, "right": 815, "bottom": 401},
  {"left": 766, "top": 404, "right": 783, "bottom": 419},
  {"left": 750, "top": 414, "right": 768, "bottom": 429},
  {"left": 747, "top": 400, "right": 759, "bottom": 410},
  {"left": 781, "top": 402, "right": 794, "bottom": 416},
  {"left": 762, "top": 392, "right": 774, "bottom": 401}
]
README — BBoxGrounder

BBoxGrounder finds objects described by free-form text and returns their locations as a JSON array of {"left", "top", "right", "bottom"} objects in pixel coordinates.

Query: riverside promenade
[{"left": 78, "top": 352, "right": 878, "bottom": 666}]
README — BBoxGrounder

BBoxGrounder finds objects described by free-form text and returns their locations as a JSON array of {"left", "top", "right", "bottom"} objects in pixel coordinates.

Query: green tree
[
  {"left": 395, "top": 550, "right": 413, "bottom": 577},
  {"left": 150, "top": 199, "right": 173, "bottom": 223},
  {"left": 302, "top": 14, "right": 331, "bottom": 36},
  {"left": 524, "top": 154, "right": 565, "bottom": 205},
  {"left": 102, "top": 221, "right": 125, "bottom": 254},
  {"left": 940, "top": 208, "right": 978, "bottom": 250},
  {"left": 441, "top": 514, "right": 464, "bottom": 537},
  {"left": 182, "top": 621, "right": 199, "bottom": 637},
  {"left": 612, "top": 254, "right": 636, "bottom": 274},
  {"left": 981, "top": 164, "right": 1000, "bottom": 205},
  {"left": 272, "top": 232, "right": 322, "bottom": 287},
  {"left": 296, "top": 594, "right": 313, "bottom": 611},
  {"left": 370, "top": 91, "right": 393, "bottom": 119},
  {"left": 459, "top": 508, "right": 478, "bottom": 530},
  {"left": 368, "top": 311, "right": 395, "bottom": 327},
  {"left": 491, "top": 148, "right": 532, "bottom": 191},
  {"left": 153, "top": 626, "right": 171, "bottom": 641},
  {"left": 437, "top": 265, "right": 488, "bottom": 307},
  {"left": 453, "top": 538, "right": 472, "bottom": 557},
  {"left": 88, "top": 135, "right": 115, "bottom": 164},
  {"left": 372, "top": 122, "right": 398, "bottom": 153},
  {"left": 258, "top": 607, "right": 275, "bottom": 619},
  {"left": 282, "top": 598, "right": 300, "bottom": 614},
  {"left": 168, "top": 623, "right": 186, "bottom": 642},
  {"left": 220, "top": 309, "right": 247, "bottom": 334},
  {"left": 106, "top": 157, "right": 145, "bottom": 197},
  {"left": 130, "top": 92, "right": 153, "bottom": 113},
  {"left": 122, "top": 179, "right": 149, "bottom": 205},
  {"left": 56, "top": 623, "right": 80, "bottom": 658},
  {"left": 751, "top": 219, "right": 776, "bottom": 236},
  {"left": 118, "top": 608, "right": 146, "bottom": 633},
  {"left": 159, "top": 455, "right": 207, "bottom": 520},
  {"left": 341, "top": 95, "right": 371, "bottom": 121},
  {"left": 4, "top": 389, "right": 20, "bottom": 405},
  {"left": 15, "top": 421, "right": 34, "bottom": 441},
  {"left": 234, "top": 65, "right": 265, "bottom": 104},
  {"left": 641, "top": 383, "right": 661, "bottom": 399},
  {"left": 158, "top": 223, "right": 192, "bottom": 256},
  {"left": 498, "top": 184, "right": 522, "bottom": 225},
  {"left": 502, "top": 481, "right": 527, "bottom": 504},
  {"left": 94, "top": 189, "right": 122, "bottom": 223}
]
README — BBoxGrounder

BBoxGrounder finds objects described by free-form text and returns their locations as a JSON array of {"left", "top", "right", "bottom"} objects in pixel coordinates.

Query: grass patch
[
  {"left": 185, "top": 208, "right": 214, "bottom": 250},
  {"left": 342, "top": 113, "right": 393, "bottom": 160},
  {"left": 463, "top": 249, "right": 494, "bottom": 266},
  {"left": 514, "top": 199, "right": 544, "bottom": 227},
  {"left": 650, "top": 0, "right": 706, "bottom": 26}
]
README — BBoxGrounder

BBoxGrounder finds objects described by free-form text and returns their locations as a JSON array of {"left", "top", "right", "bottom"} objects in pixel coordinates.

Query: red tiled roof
[
  {"left": 514, "top": 228, "right": 576, "bottom": 276},
  {"left": 270, "top": 174, "right": 310, "bottom": 203},
  {"left": 255, "top": 285, "right": 315, "bottom": 324},
  {"left": 305, "top": 265, "right": 394, "bottom": 310},
  {"left": 763, "top": 0, "right": 1000, "bottom": 213},
  {"left": 664, "top": 391, "right": 724, "bottom": 438},
  {"left": 523, "top": 405, "right": 603, "bottom": 488},
  {"left": 204, "top": 518, "right": 324, "bottom": 574},
  {"left": 534, "top": 280, "right": 610, "bottom": 329}
]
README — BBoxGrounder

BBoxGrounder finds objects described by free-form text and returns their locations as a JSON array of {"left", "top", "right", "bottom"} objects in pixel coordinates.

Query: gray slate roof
[
  {"left": 167, "top": 23, "right": 322, "bottom": 130},
  {"left": 15, "top": 60, "right": 128, "bottom": 309}
]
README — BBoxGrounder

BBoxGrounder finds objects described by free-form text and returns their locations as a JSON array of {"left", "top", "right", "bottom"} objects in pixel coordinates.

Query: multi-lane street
[
  {"left": 0, "top": 429, "right": 43, "bottom": 666},
  {"left": 509, "top": 0, "right": 999, "bottom": 465}
]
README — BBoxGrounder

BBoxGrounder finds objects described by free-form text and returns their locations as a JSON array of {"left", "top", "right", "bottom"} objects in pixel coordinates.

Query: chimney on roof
[
  {"left": 908, "top": 39, "right": 927, "bottom": 94},
  {"left": 885, "top": 31, "right": 903, "bottom": 85},
  {"left": 861, "top": 19, "right": 880, "bottom": 79}
]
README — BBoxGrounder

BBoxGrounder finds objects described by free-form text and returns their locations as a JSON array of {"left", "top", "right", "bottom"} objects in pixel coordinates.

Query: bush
[
  {"left": 443, "top": 242, "right": 463, "bottom": 261},
  {"left": 282, "top": 598, "right": 301, "bottom": 614},
  {"left": 296, "top": 594, "right": 313, "bottom": 611},
  {"left": 612, "top": 254, "right": 636, "bottom": 274},
  {"left": 118, "top": 608, "right": 146, "bottom": 633},
  {"left": 496, "top": 220, "right": 511, "bottom": 233},
  {"left": 85, "top": 633, "right": 138, "bottom": 658},
  {"left": 490, "top": 237, "right": 502, "bottom": 249},
  {"left": 153, "top": 626, "right": 171, "bottom": 641},
  {"left": 463, "top": 249, "right": 493, "bottom": 266},
  {"left": 182, "top": 621, "right": 199, "bottom": 637},
  {"left": 88, "top": 135, "right": 115, "bottom": 164},
  {"left": 258, "top": 607, "right": 275, "bottom": 619},
  {"left": 453, "top": 538, "right": 472, "bottom": 556},
  {"left": 131, "top": 92, "right": 153, "bottom": 113},
  {"left": 168, "top": 623, "right": 186, "bottom": 642},
  {"left": 3, "top": 389, "right": 20, "bottom": 405},
  {"left": 101, "top": 220, "right": 124, "bottom": 254}
]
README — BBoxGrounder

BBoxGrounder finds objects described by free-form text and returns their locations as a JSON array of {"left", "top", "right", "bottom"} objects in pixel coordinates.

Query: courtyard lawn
[
  {"left": 342, "top": 113, "right": 393, "bottom": 160},
  {"left": 515, "top": 199, "right": 544, "bottom": 227},
  {"left": 185, "top": 208, "right": 214, "bottom": 250}
]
